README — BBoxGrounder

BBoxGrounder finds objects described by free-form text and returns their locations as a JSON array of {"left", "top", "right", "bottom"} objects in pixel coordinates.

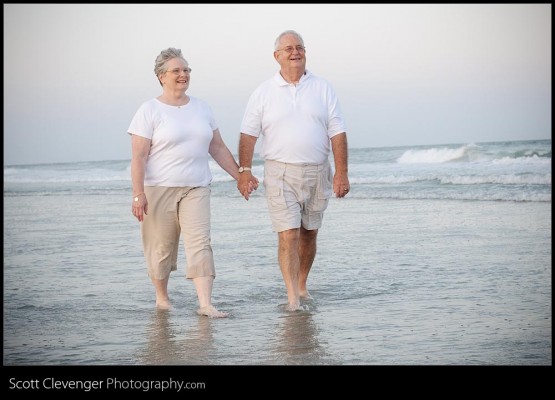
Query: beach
[
  {"left": 3, "top": 192, "right": 551, "bottom": 366},
  {"left": 3, "top": 140, "right": 551, "bottom": 367}
]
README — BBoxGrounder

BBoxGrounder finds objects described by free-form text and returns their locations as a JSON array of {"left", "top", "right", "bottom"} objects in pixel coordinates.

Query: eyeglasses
[
  {"left": 277, "top": 46, "right": 306, "bottom": 54},
  {"left": 167, "top": 68, "right": 192, "bottom": 75}
]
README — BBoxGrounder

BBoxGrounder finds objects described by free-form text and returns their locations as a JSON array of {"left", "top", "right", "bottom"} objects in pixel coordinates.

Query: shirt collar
[{"left": 274, "top": 70, "right": 310, "bottom": 86}]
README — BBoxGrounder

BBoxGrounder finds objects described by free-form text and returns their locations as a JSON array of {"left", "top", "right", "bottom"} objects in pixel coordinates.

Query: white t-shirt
[
  {"left": 127, "top": 97, "right": 217, "bottom": 187},
  {"left": 240, "top": 70, "right": 346, "bottom": 164}
]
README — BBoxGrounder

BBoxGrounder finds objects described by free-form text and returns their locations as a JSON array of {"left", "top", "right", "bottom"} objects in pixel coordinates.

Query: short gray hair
[
  {"left": 274, "top": 30, "right": 304, "bottom": 51},
  {"left": 154, "top": 47, "right": 187, "bottom": 86}
]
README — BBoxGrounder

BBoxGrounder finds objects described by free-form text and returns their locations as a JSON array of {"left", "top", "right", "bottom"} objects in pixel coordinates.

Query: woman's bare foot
[
  {"left": 197, "top": 305, "right": 228, "bottom": 318},
  {"left": 286, "top": 302, "right": 303, "bottom": 312}
]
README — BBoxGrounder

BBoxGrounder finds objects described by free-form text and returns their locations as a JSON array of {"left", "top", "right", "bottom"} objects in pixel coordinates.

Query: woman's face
[{"left": 160, "top": 57, "right": 191, "bottom": 92}]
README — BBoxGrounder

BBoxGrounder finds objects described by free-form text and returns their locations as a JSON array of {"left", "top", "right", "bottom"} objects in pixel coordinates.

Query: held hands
[{"left": 237, "top": 173, "right": 259, "bottom": 200}]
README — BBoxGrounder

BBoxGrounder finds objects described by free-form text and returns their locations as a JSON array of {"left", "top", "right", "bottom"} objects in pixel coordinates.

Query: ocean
[{"left": 3, "top": 139, "right": 551, "bottom": 369}]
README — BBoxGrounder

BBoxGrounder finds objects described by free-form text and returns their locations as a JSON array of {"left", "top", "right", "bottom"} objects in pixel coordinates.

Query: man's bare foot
[
  {"left": 197, "top": 305, "right": 228, "bottom": 318},
  {"left": 156, "top": 299, "right": 171, "bottom": 310},
  {"left": 299, "top": 290, "right": 312, "bottom": 300}
]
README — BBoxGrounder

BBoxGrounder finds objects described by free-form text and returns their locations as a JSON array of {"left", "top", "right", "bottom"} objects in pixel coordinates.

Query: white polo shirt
[
  {"left": 128, "top": 97, "right": 217, "bottom": 187},
  {"left": 240, "top": 70, "right": 346, "bottom": 164}
]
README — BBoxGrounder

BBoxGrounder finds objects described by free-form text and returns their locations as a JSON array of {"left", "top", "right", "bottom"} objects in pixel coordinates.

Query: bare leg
[
  {"left": 278, "top": 228, "right": 302, "bottom": 310},
  {"left": 151, "top": 277, "right": 171, "bottom": 310},
  {"left": 298, "top": 227, "right": 318, "bottom": 299},
  {"left": 193, "top": 276, "right": 228, "bottom": 318}
]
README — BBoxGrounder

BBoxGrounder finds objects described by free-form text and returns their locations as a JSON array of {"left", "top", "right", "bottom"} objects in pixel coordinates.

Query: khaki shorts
[
  {"left": 141, "top": 186, "right": 215, "bottom": 280},
  {"left": 264, "top": 160, "right": 333, "bottom": 232}
]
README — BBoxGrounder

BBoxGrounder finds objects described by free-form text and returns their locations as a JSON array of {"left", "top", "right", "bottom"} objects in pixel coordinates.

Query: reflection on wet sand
[
  {"left": 270, "top": 309, "right": 330, "bottom": 365},
  {"left": 137, "top": 309, "right": 215, "bottom": 365}
]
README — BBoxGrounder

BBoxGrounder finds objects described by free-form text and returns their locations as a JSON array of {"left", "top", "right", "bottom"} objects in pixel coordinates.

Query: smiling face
[
  {"left": 274, "top": 33, "right": 306, "bottom": 71},
  {"left": 159, "top": 57, "right": 191, "bottom": 92}
]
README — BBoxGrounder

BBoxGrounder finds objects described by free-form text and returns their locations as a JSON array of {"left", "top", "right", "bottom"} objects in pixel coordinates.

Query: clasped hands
[{"left": 237, "top": 174, "right": 259, "bottom": 201}]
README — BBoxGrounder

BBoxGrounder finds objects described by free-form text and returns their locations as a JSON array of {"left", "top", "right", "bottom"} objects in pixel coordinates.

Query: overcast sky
[{"left": 3, "top": 3, "right": 551, "bottom": 165}]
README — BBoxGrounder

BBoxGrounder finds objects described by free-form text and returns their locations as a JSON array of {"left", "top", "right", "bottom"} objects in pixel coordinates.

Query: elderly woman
[{"left": 128, "top": 47, "right": 257, "bottom": 317}]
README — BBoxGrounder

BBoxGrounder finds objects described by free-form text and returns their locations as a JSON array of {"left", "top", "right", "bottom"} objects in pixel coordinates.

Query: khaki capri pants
[{"left": 141, "top": 186, "right": 215, "bottom": 280}]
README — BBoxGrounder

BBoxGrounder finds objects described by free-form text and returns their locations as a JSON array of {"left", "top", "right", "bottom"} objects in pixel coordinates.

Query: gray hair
[
  {"left": 274, "top": 30, "right": 304, "bottom": 51},
  {"left": 154, "top": 47, "right": 187, "bottom": 86}
]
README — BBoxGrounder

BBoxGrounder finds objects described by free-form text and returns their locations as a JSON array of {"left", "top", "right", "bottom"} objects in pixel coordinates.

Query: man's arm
[
  {"left": 330, "top": 132, "right": 350, "bottom": 198},
  {"left": 237, "top": 133, "right": 259, "bottom": 200}
]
